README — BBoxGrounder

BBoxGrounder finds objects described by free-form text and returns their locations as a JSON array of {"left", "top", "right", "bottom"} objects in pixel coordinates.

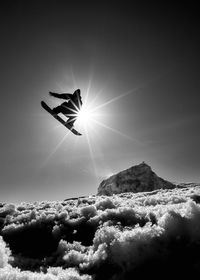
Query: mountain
[{"left": 98, "top": 162, "right": 176, "bottom": 195}]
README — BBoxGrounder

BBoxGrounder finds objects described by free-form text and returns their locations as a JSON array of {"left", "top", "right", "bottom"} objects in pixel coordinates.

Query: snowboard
[{"left": 41, "top": 101, "right": 82, "bottom": 136}]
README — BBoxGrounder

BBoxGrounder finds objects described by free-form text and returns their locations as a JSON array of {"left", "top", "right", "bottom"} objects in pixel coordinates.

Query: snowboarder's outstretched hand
[
  {"left": 49, "top": 91, "right": 55, "bottom": 97},
  {"left": 49, "top": 91, "right": 61, "bottom": 98}
]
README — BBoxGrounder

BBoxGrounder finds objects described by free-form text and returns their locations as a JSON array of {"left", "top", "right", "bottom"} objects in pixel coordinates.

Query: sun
[
  {"left": 75, "top": 99, "right": 102, "bottom": 131},
  {"left": 76, "top": 105, "right": 94, "bottom": 126}
]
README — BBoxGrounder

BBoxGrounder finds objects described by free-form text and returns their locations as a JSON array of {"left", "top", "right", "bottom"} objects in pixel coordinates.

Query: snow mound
[{"left": 0, "top": 185, "right": 200, "bottom": 279}]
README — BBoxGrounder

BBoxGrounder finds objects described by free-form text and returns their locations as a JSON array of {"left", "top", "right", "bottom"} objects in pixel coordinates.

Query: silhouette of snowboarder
[{"left": 49, "top": 89, "right": 82, "bottom": 127}]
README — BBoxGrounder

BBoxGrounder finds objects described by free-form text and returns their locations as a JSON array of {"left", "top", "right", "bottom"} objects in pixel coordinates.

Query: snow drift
[{"left": 1, "top": 184, "right": 200, "bottom": 279}]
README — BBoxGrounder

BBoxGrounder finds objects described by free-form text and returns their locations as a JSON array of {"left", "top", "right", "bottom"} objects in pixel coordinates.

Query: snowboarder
[{"left": 49, "top": 89, "right": 82, "bottom": 127}]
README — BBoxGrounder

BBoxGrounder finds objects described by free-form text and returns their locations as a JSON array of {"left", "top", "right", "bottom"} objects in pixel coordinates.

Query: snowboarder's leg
[
  {"left": 53, "top": 102, "right": 70, "bottom": 115},
  {"left": 52, "top": 105, "right": 63, "bottom": 114},
  {"left": 52, "top": 102, "right": 77, "bottom": 126}
]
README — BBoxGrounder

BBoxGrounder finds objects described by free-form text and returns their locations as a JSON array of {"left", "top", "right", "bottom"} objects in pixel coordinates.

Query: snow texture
[{"left": 1, "top": 185, "right": 200, "bottom": 279}]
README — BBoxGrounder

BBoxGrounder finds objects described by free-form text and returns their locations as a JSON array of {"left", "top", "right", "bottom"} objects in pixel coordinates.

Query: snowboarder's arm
[{"left": 49, "top": 92, "right": 73, "bottom": 100}]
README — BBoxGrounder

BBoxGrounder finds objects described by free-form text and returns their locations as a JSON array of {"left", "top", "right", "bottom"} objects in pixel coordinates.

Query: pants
[{"left": 53, "top": 102, "right": 77, "bottom": 126}]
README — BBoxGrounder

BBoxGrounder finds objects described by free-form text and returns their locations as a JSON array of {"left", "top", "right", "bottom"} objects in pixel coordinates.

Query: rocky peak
[{"left": 97, "top": 162, "right": 176, "bottom": 195}]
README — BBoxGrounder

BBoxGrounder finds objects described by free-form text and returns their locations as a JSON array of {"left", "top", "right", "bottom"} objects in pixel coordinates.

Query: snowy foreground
[{"left": 1, "top": 185, "right": 200, "bottom": 279}]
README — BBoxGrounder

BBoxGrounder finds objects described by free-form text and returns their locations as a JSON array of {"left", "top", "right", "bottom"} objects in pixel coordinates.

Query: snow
[{"left": 0, "top": 186, "right": 200, "bottom": 279}]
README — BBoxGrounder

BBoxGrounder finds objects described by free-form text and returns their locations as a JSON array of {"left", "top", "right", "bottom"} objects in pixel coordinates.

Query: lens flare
[{"left": 76, "top": 105, "right": 94, "bottom": 126}]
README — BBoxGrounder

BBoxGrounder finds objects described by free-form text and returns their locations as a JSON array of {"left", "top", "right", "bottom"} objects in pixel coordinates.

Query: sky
[{"left": 0, "top": 1, "right": 200, "bottom": 203}]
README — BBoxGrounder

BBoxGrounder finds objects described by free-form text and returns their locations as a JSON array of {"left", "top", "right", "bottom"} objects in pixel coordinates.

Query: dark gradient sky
[{"left": 1, "top": 1, "right": 200, "bottom": 203}]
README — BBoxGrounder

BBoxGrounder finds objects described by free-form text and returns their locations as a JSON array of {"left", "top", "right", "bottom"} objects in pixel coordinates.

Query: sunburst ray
[
  {"left": 90, "top": 87, "right": 140, "bottom": 113},
  {"left": 85, "top": 127, "right": 99, "bottom": 184},
  {"left": 92, "top": 118, "right": 139, "bottom": 142},
  {"left": 85, "top": 73, "right": 93, "bottom": 105},
  {"left": 42, "top": 132, "right": 70, "bottom": 166}
]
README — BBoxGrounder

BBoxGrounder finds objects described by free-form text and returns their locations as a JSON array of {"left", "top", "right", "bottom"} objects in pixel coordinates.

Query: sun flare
[{"left": 76, "top": 105, "right": 94, "bottom": 126}]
